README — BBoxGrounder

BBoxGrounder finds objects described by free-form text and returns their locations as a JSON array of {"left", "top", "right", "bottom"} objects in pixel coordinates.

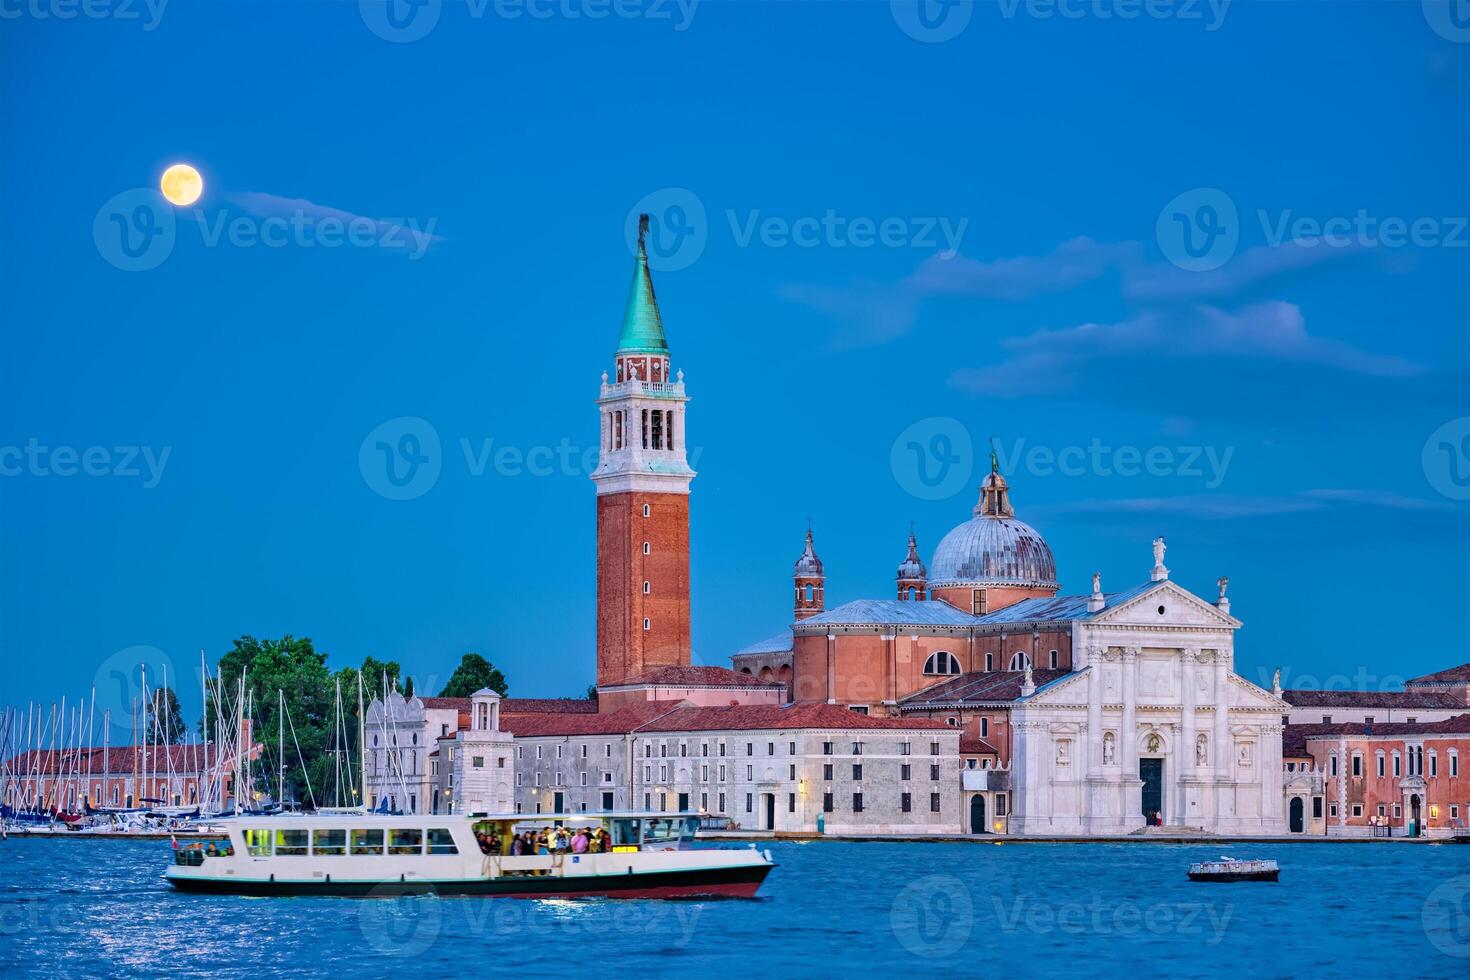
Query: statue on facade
[
  {"left": 1153, "top": 536, "right": 1166, "bottom": 567},
  {"left": 1056, "top": 739, "right": 1070, "bottom": 766},
  {"left": 1102, "top": 732, "right": 1116, "bottom": 765},
  {"left": 1092, "top": 571, "right": 1101, "bottom": 594},
  {"left": 1217, "top": 576, "right": 1229, "bottom": 601},
  {"left": 1196, "top": 733, "right": 1208, "bottom": 767}
]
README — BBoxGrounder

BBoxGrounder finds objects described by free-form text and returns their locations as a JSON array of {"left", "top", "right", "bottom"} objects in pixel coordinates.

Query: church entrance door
[
  {"left": 970, "top": 795, "right": 987, "bottom": 834},
  {"left": 1140, "top": 758, "right": 1164, "bottom": 822},
  {"left": 1289, "top": 797, "right": 1304, "bottom": 833}
]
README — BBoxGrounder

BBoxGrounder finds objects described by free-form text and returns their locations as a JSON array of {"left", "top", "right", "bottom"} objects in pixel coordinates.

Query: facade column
[
  {"left": 1086, "top": 644, "right": 1103, "bottom": 775},
  {"left": 825, "top": 633, "right": 836, "bottom": 704},
  {"left": 1121, "top": 647, "right": 1139, "bottom": 773},
  {"left": 1179, "top": 647, "right": 1198, "bottom": 824},
  {"left": 1213, "top": 649, "right": 1230, "bottom": 777}
]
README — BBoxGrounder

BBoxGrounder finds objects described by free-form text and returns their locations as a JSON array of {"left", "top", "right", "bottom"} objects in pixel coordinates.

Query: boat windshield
[{"left": 173, "top": 838, "right": 234, "bottom": 866}]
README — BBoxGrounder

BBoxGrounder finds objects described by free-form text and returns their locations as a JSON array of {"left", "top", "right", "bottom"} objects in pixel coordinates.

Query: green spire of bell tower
[{"left": 617, "top": 214, "right": 669, "bottom": 354}]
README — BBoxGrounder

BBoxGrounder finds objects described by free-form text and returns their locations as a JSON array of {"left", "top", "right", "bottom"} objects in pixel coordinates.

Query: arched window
[
  {"left": 642, "top": 541, "right": 651, "bottom": 555},
  {"left": 643, "top": 581, "right": 651, "bottom": 594},
  {"left": 984, "top": 653, "right": 994, "bottom": 672},
  {"left": 642, "top": 504, "right": 651, "bottom": 518},
  {"left": 923, "top": 651, "right": 961, "bottom": 676},
  {"left": 1009, "top": 652, "right": 1031, "bottom": 671},
  {"left": 805, "top": 583, "right": 815, "bottom": 602},
  {"left": 1049, "top": 649, "right": 1059, "bottom": 669}
]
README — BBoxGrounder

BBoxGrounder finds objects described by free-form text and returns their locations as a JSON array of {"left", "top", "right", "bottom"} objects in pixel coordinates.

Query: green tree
[
  {"left": 146, "top": 685, "right": 186, "bottom": 744},
  {"left": 437, "top": 653, "right": 508, "bottom": 698}
]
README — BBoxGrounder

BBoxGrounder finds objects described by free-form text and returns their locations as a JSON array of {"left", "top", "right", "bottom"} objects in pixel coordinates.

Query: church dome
[{"left": 928, "top": 466, "right": 1057, "bottom": 590}]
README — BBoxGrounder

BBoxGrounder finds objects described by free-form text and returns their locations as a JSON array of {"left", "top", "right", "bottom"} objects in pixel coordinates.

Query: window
[
  {"left": 1322, "top": 715, "right": 1332, "bottom": 723},
  {"left": 275, "top": 829, "right": 309, "bottom": 856},
  {"left": 1430, "top": 751, "right": 1439, "bottom": 778},
  {"left": 642, "top": 541, "right": 651, "bottom": 555},
  {"left": 746, "top": 794, "right": 753, "bottom": 813},
  {"left": 767, "top": 742, "right": 775, "bottom": 756},
  {"left": 313, "top": 829, "right": 346, "bottom": 856},
  {"left": 1393, "top": 804, "right": 1402, "bottom": 818},
  {"left": 1330, "top": 754, "right": 1338, "bottom": 776},
  {"left": 1049, "top": 649, "right": 1059, "bottom": 669},
  {"left": 852, "top": 742, "right": 864, "bottom": 755},
  {"left": 900, "top": 741, "right": 912, "bottom": 756},
  {"left": 702, "top": 765, "right": 709, "bottom": 781},
  {"left": 718, "top": 793, "right": 726, "bottom": 811},
  {"left": 1377, "top": 804, "right": 1387, "bottom": 817},
  {"left": 788, "top": 793, "right": 796, "bottom": 813},
  {"left": 245, "top": 828, "right": 273, "bottom": 856},
  {"left": 580, "top": 773, "right": 588, "bottom": 786},
  {"left": 823, "top": 792, "right": 833, "bottom": 813},
  {"left": 643, "top": 581, "right": 651, "bottom": 594},
  {"left": 602, "top": 791, "right": 614, "bottom": 811},
  {"left": 822, "top": 741, "right": 833, "bottom": 755},
  {"left": 823, "top": 764, "right": 833, "bottom": 780},
  {"left": 901, "top": 793, "right": 912, "bottom": 813},
  {"left": 789, "top": 741, "right": 796, "bottom": 755},
  {"left": 642, "top": 503, "right": 650, "bottom": 517},
  {"left": 1009, "top": 652, "right": 1030, "bottom": 671},
  {"left": 995, "top": 794, "right": 1007, "bottom": 816},
  {"left": 747, "top": 766, "right": 753, "bottom": 780},
  {"left": 1351, "top": 804, "right": 1363, "bottom": 818},
  {"left": 701, "top": 792, "right": 708, "bottom": 810},
  {"left": 853, "top": 764, "right": 863, "bottom": 780},
  {"left": 985, "top": 653, "right": 994, "bottom": 672},
  {"left": 642, "top": 618, "right": 651, "bottom": 631},
  {"left": 1377, "top": 754, "right": 1386, "bottom": 778},
  {"left": 1451, "top": 751, "right": 1460, "bottom": 777},
  {"left": 747, "top": 743, "right": 754, "bottom": 756},
  {"left": 472, "top": 756, "right": 484, "bottom": 768},
  {"left": 389, "top": 829, "right": 422, "bottom": 855},
  {"left": 923, "top": 651, "right": 961, "bottom": 676},
  {"left": 603, "top": 771, "right": 613, "bottom": 784},
  {"left": 1452, "top": 805, "right": 1461, "bottom": 820},
  {"left": 1351, "top": 754, "right": 1362, "bottom": 777},
  {"left": 930, "top": 741, "right": 940, "bottom": 755},
  {"left": 350, "top": 828, "right": 384, "bottom": 855},
  {"left": 852, "top": 793, "right": 864, "bottom": 812},
  {"left": 426, "top": 828, "right": 458, "bottom": 855},
  {"left": 900, "top": 764, "right": 911, "bottom": 781},
  {"left": 980, "top": 718, "right": 990, "bottom": 738},
  {"left": 719, "top": 742, "right": 726, "bottom": 756},
  {"left": 930, "top": 793, "right": 941, "bottom": 813},
  {"left": 972, "top": 589, "right": 988, "bottom": 615},
  {"left": 930, "top": 764, "right": 941, "bottom": 781},
  {"left": 789, "top": 765, "right": 796, "bottom": 780},
  {"left": 1328, "top": 803, "right": 1338, "bottom": 817},
  {"left": 1312, "top": 797, "right": 1322, "bottom": 818}
]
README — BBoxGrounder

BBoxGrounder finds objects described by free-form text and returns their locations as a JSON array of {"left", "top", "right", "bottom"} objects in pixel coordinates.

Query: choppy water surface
[{"left": 1, "top": 837, "right": 1466, "bottom": 977}]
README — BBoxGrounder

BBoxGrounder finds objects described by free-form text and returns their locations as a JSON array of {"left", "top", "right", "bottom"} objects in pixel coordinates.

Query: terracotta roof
[
  {"left": 959, "top": 737, "right": 1000, "bottom": 755},
  {"left": 4, "top": 743, "right": 242, "bottom": 776},
  {"left": 638, "top": 703, "right": 949, "bottom": 734},
  {"left": 1283, "top": 714, "right": 1470, "bottom": 756},
  {"left": 502, "top": 701, "right": 950, "bottom": 738},
  {"left": 607, "top": 665, "right": 783, "bottom": 689},
  {"left": 1406, "top": 663, "right": 1470, "bottom": 686},
  {"left": 419, "top": 696, "right": 598, "bottom": 715},
  {"left": 897, "top": 669, "right": 1070, "bottom": 708},
  {"left": 1282, "top": 689, "right": 1469, "bottom": 709}
]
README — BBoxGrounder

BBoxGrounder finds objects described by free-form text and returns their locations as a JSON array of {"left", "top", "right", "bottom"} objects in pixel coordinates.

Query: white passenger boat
[{"left": 165, "top": 812, "right": 775, "bottom": 899}]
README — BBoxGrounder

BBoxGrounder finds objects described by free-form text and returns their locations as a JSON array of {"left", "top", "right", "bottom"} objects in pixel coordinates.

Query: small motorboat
[{"left": 1188, "top": 856, "right": 1279, "bottom": 882}]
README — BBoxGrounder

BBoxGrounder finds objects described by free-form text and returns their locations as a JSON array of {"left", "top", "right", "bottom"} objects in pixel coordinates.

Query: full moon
[{"left": 160, "top": 164, "right": 203, "bottom": 207}]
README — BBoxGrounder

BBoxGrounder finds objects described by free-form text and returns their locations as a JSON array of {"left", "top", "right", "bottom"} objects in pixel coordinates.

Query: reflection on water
[{"left": 0, "top": 838, "right": 1464, "bottom": 976}]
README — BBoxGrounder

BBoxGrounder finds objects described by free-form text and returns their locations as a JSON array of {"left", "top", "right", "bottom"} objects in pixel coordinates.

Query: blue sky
[{"left": 2, "top": 0, "right": 1467, "bottom": 725}]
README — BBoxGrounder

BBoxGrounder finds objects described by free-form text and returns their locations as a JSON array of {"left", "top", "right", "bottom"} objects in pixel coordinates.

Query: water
[{"left": 1, "top": 837, "right": 1466, "bottom": 977}]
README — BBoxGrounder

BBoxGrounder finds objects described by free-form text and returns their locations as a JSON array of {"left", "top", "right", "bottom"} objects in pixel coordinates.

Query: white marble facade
[{"left": 1010, "top": 580, "right": 1287, "bottom": 835}]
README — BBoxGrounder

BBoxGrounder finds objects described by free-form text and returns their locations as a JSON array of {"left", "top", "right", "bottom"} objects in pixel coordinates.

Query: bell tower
[
  {"left": 793, "top": 525, "right": 825, "bottom": 620},
  {"left": 592, "top": 216, "right": 696, "bottom": 691},
  {"left": 896, "top": 526, "right": 927, "bottom": 600}
]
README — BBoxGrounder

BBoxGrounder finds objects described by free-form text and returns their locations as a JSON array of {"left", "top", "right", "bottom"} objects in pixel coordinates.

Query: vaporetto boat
[{"left": 164, "top": 812, "right": 775, "bottom": 899}]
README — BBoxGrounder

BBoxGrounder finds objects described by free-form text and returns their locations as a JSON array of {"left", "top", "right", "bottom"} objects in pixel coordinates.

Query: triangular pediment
[{"left": 1088, "top": 580, "right": 1240, "bottom": 630}]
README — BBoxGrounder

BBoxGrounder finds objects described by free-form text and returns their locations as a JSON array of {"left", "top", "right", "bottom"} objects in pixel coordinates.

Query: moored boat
[
  {"left": 165, "top": 811, "right": 775, "bottom": 899},
  {"left": 1187, "top": 857, "right": 1279, "bottom": 882}
]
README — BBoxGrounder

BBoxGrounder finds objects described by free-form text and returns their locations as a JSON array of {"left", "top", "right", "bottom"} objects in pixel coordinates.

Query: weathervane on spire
[
  {"left": 989, "top": 435, "right": 999, "bottom": 475},
  {"left": 637, "top": 213, "right": 650, "bottom": 252}
]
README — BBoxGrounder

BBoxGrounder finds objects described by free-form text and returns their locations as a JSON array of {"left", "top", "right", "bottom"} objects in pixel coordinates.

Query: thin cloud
[
  {"left": 904, "top": 237, "right": 1140, "bottom": 301},
  {"left": 228, "top": 191, "right": 444, "bottom": 254},
  {"left": 1124, "top": 240, "right": 1362, "bottom": 303}
]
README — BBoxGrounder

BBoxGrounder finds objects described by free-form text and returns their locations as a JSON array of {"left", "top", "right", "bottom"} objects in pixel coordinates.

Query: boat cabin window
[
  {"left": 389, "top": 828, "right": 423, "bottom": 855},
  {"left": 426, "top": 828, "right": 458, "bottom": 855},
  {"left": 244, "top": 828, "right": 273, "bottom": 857},
  {"left": 610, "top": 818, "right": 643, "bottom": 849},
  {"left": 275, "top": 829, "right": 309, "bottom": 856},
  {"left": 313, "top": 829, "right": 347, "bottom": 856},
  {"left": 351, "top": 828, "right": 385, "bottom": 855}
]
